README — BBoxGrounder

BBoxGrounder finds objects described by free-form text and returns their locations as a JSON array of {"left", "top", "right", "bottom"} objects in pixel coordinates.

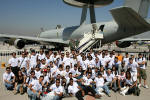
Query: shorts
[{"left": 139, "top": 68, "right": 147, "bottom": 80}]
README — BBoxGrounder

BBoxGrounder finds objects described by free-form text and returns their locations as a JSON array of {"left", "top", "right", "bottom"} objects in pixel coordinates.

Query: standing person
[
  {"left": 8, "top": 52, "right": 19, "bottom": 77},
  {"left": 127, "top": 58, "right": 138, "bottom": 83},
  {"left": 29, "top": 49, "right": 37, "bottom": 69},
  {"left": 137, "top": 53, "right": 148, "bottom": 88},
  {"left": 18, "top": 52, "right": 29, "bottom": 69},
  {"left": 3, "top": 67, "right": 15, "bottom": 90},
  {"left": 27, "top": 76, "right": 44, "bottom": 100}
]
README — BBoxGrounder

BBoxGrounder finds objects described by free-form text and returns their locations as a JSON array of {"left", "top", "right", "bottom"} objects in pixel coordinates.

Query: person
[
  {"left": 104, "top": 69, "right": 117, "bottom": 92},
  {"left": 68, "top": 78, "right": 85, "bottom": 100},
  {"left": 49, "top": 79, "right": 64, "bottom": 100},
  {"left": 18, "top": 52, "right": 29, "bottom": 69},
  {"left": 3, "top": 67, "right": 15, "bottom": 90},
  {"left": 137, "top": 53, "right": 148, "bottom": 88},
  {"left": 94, "top": 73, "right": 111, "bottom": 97},
  {"left": 118, "top": 69, "right": 126, "bottom": 90},
  {"left": 27, "top": 76, "right": 44, "bottom": 100},
  {"left": 120, "top": 71, "right": 138, "bottom": 96},
  {"left": 127, "top": 58, "right": 138, "bottom": 83},
  {"left": 8, "top": 52, "right": 19, "bottom": 77},
  {"left": 14, "top": 70, "right": 26, "bottom": 94}
]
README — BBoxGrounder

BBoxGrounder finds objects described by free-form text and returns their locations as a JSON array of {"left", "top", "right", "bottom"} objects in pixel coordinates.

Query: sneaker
[
  {"left": 138, "top": 84, "right": 141, "bottom": 87},
  {"left": 144, "top": 85, "right": 149, "bottom": 89},
  {"left": 120, "top": 92, "right": 125, "bottom": 96},
  {"left": 108, "top": 94, "right": 111, "bottom": 97},
  {"left": 13, "top": 90, "right": 17, "bottom": 95},
  {"left": 19, "top": 86, "right": 24, "bottom": 94}
]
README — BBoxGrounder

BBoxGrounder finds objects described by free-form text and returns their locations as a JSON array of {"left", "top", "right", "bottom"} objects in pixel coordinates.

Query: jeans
[
  {"left": 27, "top": 88, "right": 39, "bottom": 100},
  {"left": 95, "top": 85, "right": 110, "bottom": 95},
  {"left": 5, "top": 82, "right": 14, "bottom": 90},
  {"left": 52, "top": 95, "right": 60, "bottom": 100},
  {"left": 105, "top": 81, "right": 117, "bottom": 91},
  {"left": 16, "top": 84, "right": 25, "bottom": 92}
]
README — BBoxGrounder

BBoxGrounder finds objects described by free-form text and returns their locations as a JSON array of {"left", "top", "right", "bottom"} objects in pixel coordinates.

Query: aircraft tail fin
[
  {"left": 124, "top": 0, "right": 150, "bottom": 18},
  {"left": 110, "top": 7, "right": 150, "bottom": 35}
]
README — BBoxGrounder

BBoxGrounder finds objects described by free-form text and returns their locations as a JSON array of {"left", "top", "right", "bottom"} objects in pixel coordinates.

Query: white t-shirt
[
  {"left": 50, "top": 84, "right": 63, "bottom": 94},
  {"left": 37, "top": 53, "right": 45, "bottom": 60},
  {"left": 35, "top": 70, "right": 42, "bottom": 79},
  {"left": 43, "top": 75, "right": 49, "bottom": 84},
  {"left": 31, "top": 80, "right": 42, "bottom": 92},
  {"left": 3, "top": 72, "right": 14, "bottom": 83},
  {"left": 137, "top": 57, "right": 146, "bottom": 69},
  {"left": 29, "top": 55, "right": 37, "bottom": 68},
  {"left": 127, "top": 62, "right": 138, "bottom": 73},
  {"left": 18, "top": 57, "right": 29, "bottom": 69},
  {"left": 63, "top": 57, "right": 71, "bottom": 68},
  {"left": 8, "top": 57, "right": 19, "bottom": 67},
  {"left": 123, "top": 57, "right": 129, "bottom": 66},
  {"left": 94, "top": 77, "right": 104, "bottom": 87},
  {"left": 82, "top": 76, "right": 93, "bottom": 86},
  {"left": 68, "top": 82, "right": 79, "bottom": 95},
  {"left": 105, "top": 74, "right": 114, "bottom": 82}
]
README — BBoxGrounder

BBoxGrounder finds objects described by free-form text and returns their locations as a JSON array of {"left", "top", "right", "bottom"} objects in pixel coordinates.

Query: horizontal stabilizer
[{"left": 110, "top": 6, "right": 150, "bottom": 35}]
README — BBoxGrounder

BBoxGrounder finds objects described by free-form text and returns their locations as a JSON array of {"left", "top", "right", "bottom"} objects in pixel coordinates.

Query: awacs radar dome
[{"left": 63, "top": 0, "right": 114, "bottom": 8}]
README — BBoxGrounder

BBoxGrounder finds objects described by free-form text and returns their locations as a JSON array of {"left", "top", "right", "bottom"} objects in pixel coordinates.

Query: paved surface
[{"left": 0, "top": 64, "right": 150, "bottom": 100}]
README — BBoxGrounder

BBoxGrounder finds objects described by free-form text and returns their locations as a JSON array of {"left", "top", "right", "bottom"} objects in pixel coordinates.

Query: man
[
  {"left": 3, "top": 67, "right": 15, "bottom": 90},
  {"left": 29, "top": 49, "right": 37, "bottom": 69},
  {"left": 94, "top": 73, "right": 111, "bottom": 97},
  {"left": 49, "top": 79, "right": 63, "bottom": 100},
  {"left": 8, "top": 52, "right": 19, "bottom": 76},
  {"left": 127, "top": 58, "right": 138, "bottom": 82},
  {"left": 104, "top": 69, "right": 117, "bottom": 92},
  {"left": 27, "top": 76, "right": 44, "bottom": 100},
  {"left": 68, "top": 78, "right": 85, "bottom": 100},
  {"left": 18, "top": 52, "right": 29, "bottom": 69},
  {"left": 137, "top": 53, "right": 148, "bottom": 88}
]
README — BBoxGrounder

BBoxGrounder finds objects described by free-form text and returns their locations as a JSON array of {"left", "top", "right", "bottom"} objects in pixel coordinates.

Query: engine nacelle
[
  {"left": 14, "top": 39, "right": 25, "bottom": 49},
  {"left": 116, "top": 41, "right": 131, "bottom": 48}
]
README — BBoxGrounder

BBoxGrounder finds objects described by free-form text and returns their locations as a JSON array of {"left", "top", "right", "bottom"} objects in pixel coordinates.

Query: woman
[
  {"left": 120, "top": 71, "right": 137, "bottom": 96},
  {"left": 14, "top": 70, "right": 26, "bottom": 94}
]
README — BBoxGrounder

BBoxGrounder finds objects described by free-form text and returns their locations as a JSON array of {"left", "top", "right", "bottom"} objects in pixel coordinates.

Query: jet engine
[
  {"left": 14, "top": 39, "right": 25, "bottom": 49},
  {"left": 116, "top": 41, "right": 131, "bottom": 48}
]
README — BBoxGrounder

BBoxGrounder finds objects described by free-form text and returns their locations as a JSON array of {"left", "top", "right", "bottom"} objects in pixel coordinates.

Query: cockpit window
[{"left": 99, "top": 25, "right": 105, "bottom": 32}]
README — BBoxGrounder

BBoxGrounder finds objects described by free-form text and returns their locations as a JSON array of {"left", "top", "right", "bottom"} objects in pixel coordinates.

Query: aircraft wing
[
  {"left": 110, "top": 6, "right": 150, "bottom": 35},
  {"left": 0, "top": 33, "right": 69, "bottom": 45},
  {"left": 120, "top": 31, "right": 150, "bottom": 41}
]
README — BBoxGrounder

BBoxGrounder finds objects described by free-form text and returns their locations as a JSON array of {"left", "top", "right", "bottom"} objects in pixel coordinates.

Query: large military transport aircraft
[{"left": 0, "top": 0, "right": 150, "bottom": 52}]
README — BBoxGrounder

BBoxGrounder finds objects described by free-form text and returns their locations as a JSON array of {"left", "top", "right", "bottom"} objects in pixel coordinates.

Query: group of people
[{"left": 3, "top": 48, "right": 149, "bottom": 100}]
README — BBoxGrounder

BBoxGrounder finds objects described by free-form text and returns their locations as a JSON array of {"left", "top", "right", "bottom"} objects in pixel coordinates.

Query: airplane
[
  {"left": 116, "top": 0, "right": 150, "bottom": 48},
  {"left": 0, "top": 0, "right": 150, "bottom": 52}
]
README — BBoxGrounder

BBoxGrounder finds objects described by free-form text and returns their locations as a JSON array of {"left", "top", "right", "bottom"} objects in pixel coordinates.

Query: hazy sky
[{"left": 0, "top": 0, "right": 149, "bottom": 36}]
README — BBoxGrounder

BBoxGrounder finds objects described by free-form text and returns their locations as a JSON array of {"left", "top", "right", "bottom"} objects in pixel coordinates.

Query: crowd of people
[{"left": 3, "top": 48, "right": 149, "bottom": 100}]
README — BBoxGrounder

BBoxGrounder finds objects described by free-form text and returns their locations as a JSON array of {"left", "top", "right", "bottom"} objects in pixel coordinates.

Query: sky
[{"left": 0, "top": 0, "right": 149, "bottom": 36}]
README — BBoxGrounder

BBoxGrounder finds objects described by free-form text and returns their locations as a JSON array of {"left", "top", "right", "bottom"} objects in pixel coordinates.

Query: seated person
[
  {"left": 49, "top": 79, "right": 64, "bottom": 100},
  {"left": 3, "top": 67, "right": 15, "bottom": 90},
  {"left": 14, "top": 70, "right": 26, "bottom": 94},
  {"left": 104, "top": 69, "right": 117, "bottom": 92},
  {"left": 94, "top": 73, "right": 111, "bottom": 97},
  {"left": 27, "top": 76, "right": 44, "bottom": 100},
  {"left": 68, "top": 78, "right": 85, "bottom": 100}
]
